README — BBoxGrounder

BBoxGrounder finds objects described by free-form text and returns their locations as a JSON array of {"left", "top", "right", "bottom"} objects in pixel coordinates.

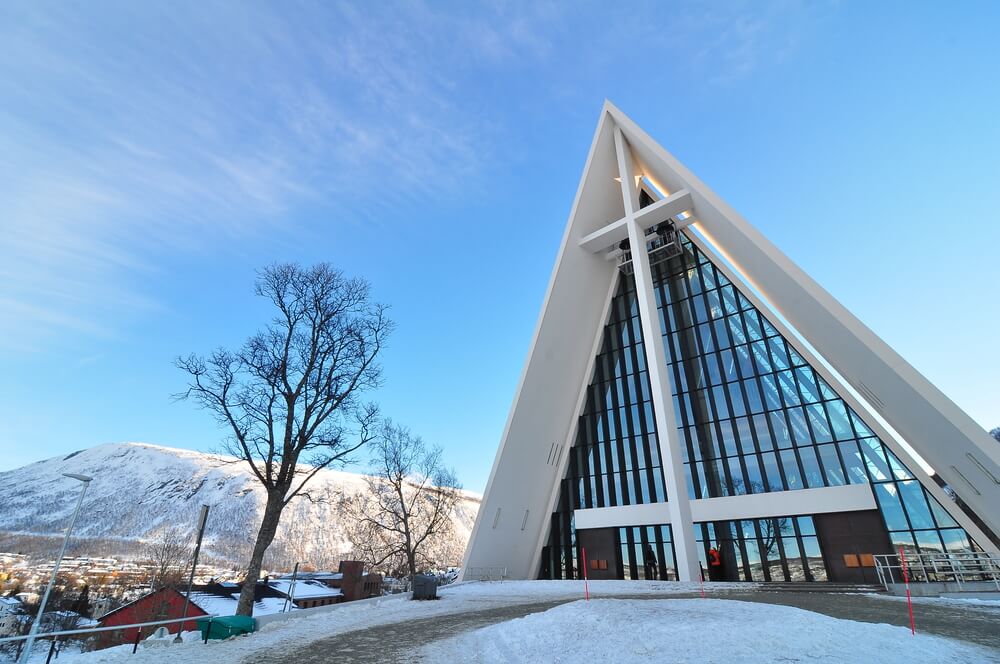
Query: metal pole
[
  {"left": 282, "top": 562, "right": 300, "bottom": 613},
  {"left": 19, "top": 474, "right": 92, "bottom": 664},
  {"left": 174, "top": 505, "right": 210, "bottom": 644}
]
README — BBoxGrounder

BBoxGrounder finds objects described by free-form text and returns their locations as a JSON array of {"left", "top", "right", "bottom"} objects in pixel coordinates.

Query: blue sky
[{"left": 2, "top": 1, "right": 998, "bottom": 493}]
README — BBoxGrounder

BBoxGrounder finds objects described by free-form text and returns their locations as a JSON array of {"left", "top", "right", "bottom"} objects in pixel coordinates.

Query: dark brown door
[
  {"left": 814, "top": 509, "right": 892, "bottom": 583},
  {"left": 576, "top": 527, "right": 621, "bottom": 580}
]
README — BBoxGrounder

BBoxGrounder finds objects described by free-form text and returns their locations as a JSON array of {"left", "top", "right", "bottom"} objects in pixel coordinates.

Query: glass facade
[
  {"left": 620, "top": 525, "right": 676, "bottom": 580},
  {"left": 695, "top": 516, "right": 827, "bottom": 582},
  {"left": 653, "top": 236, "right": 978, "bottom": 559},
  {"left": 540, "top": 275, "right": 668, "bottom": 580},
  {"left": 539, "top": 230, "right": 980, "bottom": 581}
]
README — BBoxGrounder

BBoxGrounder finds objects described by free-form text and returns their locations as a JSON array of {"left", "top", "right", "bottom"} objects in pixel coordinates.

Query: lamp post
[
  {"left": 19, "top": 473, "right": 92, "bottom": 664},
  {"left": 174, "top": 504, "right": 210, "bottom": 643}
]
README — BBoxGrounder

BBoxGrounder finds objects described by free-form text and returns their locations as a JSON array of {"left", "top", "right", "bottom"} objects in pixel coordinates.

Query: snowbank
[
  {"left": 21, "top": 581, "right": 998, "bottom": 663},
  {"left": 420, "top": 598, "right": 1000, "bottom": 663},
  {"left": 25, "top": 581, "right": 733, "bottom": 663}
]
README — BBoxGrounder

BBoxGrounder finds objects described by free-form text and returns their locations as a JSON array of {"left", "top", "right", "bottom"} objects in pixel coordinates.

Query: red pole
[
  {"left": 581, "top": 547, "right": 590, "bottom": 601},
  {"left": 899, "top": 546, "right": 916, "bottom": 635}
]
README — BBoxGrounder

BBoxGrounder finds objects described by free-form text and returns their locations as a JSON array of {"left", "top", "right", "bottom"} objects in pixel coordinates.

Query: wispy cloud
[
  {"left": 0, "top": 1, "right": 562, "bottom": 351},
  {"left": 0, "top": 0, "right": 826, "bottom": 352}
]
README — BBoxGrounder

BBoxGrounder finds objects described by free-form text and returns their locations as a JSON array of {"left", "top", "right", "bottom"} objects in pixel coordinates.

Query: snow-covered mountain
[{"left": 0, "top": 442, "right": 480, "bottom": 567}]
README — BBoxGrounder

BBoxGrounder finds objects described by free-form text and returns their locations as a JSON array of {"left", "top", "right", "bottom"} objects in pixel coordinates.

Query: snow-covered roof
[
  {"left": 268, "top": 580, "right": 342, "bottom": 599},
  {"left": 187, "top": 592, "right": 296, "bottom": 617},
  {"left": 187, "top": 593, "right": 238, "bottom": 618},
  {"left": 275, "top": 571, "right": 343, "bottom": 581}
]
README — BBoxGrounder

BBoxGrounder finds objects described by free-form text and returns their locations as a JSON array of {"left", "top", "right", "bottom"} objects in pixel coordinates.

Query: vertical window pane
[
  {"left": 818, "top": 444, "right": 846, "bottom": 486},
  {"left": 838, "top": 440, "right": 868, "bottom": 484},
  {"left": 796, "top": 367, "right": 821, "bottom": 403},
  {"left": 770, "top": 411, "right": 792, "bottom": 449},
  {"left": 912, "top": 530, "right": 943, "bottom": 555},
  {"left": 761, "top": 451, "right": 784, "bottom": 491},
  {"left": 780, "top": 449, "right": 803, "bottom": 490},
  {"left": 753, "top": 413, "right": 774, "bottom": 450},
  {"left": 898, "top": 480, "right": 935, "bottom": 529},
  {"left": 801, "top": 537, "right": 827, "bottom": 581},
  {"left": 860, "top": 438, "right": 891, "bottom": 481},
  {"left": 798, "top": 447, "right": 825, "bottom": 488},
  {"left": 728, "top": 381, "right": 746, "bottom": 417},
  {"left": 939, "top": 529, "right": 971, "bottom": 553},
  {"left": 806, "top": 403, "right": 833, "bottom": 443},
  {"left": 826, "top": 400, "right": 854, "bottom": 440},
  {"left": 929, "top": 494, "right": 959, "bottom": 528},
  {"left": 744, "top": 453, "right": 764, "bottom": 492},
  {"left": 875, "top": 483, "right": 909, "bottom": 531},
  {"left": 744, "top": 379, "right": 764, "bottom": 413},
  {"left": 787, "top": 407, "right": 811, "bottom": 446}
]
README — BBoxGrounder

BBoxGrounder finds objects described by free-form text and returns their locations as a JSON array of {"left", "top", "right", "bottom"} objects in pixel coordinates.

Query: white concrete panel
[
  {"left": 690, "top": 484, "right": 876, "bottom": 523},
  {"left": 460, "top": 111, "right": 624, "bottom": 581},
  {"left": 575, "top": 484, "right": 877, "bottom": 530},
  {"left": 575, "top": 502, "right": 670, "bottom": 530}
]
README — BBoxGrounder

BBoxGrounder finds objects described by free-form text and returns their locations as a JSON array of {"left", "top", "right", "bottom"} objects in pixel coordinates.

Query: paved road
[
  {"left": 250, "top": 599, "right": 570, "bottom": 664},
  {"left": 250, "top": 591, "right": 1000, "bottom": 663}
]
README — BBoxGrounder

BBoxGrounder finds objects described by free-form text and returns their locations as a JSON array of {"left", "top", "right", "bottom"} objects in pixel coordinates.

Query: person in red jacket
[{"left": 708, "top": 546, "right": 723, "bottom": 581}]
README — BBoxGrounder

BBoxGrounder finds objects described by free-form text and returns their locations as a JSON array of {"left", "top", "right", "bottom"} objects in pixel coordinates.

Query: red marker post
[
  {"left": 581, "top": 547, "right": 590, "bottom": 601},
  {"left": 899, "top": 546, "right": 916, "bottom": 635}
]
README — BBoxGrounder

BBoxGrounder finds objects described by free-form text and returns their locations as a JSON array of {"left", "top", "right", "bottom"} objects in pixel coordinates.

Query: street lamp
[{"left": 18, "top": 473, "right": 92, "bottom": 664}]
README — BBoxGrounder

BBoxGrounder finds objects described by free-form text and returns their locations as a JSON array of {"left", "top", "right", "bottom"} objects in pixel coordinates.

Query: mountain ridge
[{"left": 0, "top": 442, "right": 480, "bottom": 568}]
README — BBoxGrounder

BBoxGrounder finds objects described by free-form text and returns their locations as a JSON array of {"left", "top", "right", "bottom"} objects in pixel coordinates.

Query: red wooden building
[{"left": 96, "top": 587, "right": 206, "bottom": 648}]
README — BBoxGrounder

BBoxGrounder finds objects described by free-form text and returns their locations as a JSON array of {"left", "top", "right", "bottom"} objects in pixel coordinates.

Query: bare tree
[
  {"left": 144, "top": 528, "right": 190, "bottom": 590},
  {"left": 176, "top": 263, "right": 391, "bottom": 615},
  {"left": 344, "top": 421, "right": 462, "bottom": 580}
]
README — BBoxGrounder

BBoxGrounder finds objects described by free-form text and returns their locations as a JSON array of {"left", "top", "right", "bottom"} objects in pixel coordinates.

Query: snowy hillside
[{"left": 0, "top": 442, "right": 480, "bottom": 567}]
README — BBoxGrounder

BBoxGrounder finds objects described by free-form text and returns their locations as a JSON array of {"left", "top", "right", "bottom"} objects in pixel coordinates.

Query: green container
[{"left": 195, "top": 615, "right": 256, "bottom": 640}]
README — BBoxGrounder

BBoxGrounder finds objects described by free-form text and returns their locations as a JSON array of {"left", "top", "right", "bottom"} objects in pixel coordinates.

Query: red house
[{"left": 96, "top": 587, "right": 207, "bottom": 649}]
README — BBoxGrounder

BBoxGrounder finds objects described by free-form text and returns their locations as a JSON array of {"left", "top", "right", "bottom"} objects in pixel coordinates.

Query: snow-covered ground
[
  {"left": 10, "top": 581, "right": 743, "bottom": 663},
  {"left": 420, "top": 598, "right": 999, "bottom": 663},
  {"left": 12, "top": 581, "right": 998, "bottom": 663}
]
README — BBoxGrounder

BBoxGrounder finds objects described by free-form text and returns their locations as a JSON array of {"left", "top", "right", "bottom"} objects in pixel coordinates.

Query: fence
[
  {"left": 873, "top": 551, "right": 1000, "bottom": 591},
  {"left": 464, "top": 566, "right": 509, "bottom": 582},
  {"left": 0, "top": 614, "right": 218, "bottom": 662}
]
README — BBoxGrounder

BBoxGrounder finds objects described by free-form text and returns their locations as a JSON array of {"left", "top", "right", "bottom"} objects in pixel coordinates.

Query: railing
[
  {"left": 465, "top": 566, "right": 509, "bottom": 582},
  {"left": 0, "top": 613, "right": 219, "bottom": 662},
  {"left": 873, "top": 551, "right": 1000, "bottom": 591}
]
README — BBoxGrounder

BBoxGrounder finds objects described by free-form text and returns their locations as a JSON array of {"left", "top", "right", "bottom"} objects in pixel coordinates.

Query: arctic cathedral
[{"left": 462, "top": 102, "right": 1000, "bottom": 585}]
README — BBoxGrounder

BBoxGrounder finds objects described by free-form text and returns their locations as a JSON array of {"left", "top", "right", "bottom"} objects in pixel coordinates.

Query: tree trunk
[
  {"left": 407, "top": 550, "right": 417, "bottom": 580},
  {"left": 236, "top": 491, "right": 285, "bottom": 616}
]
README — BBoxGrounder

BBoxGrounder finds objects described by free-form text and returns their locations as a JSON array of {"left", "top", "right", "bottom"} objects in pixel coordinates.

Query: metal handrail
[
  {"left": 465, "top": 566, "right": 509, "bottom": 582},
  {"left": 873, "top": 551, "right": 1000, "bottom": 591},
  {"left": 0, "top": 613, "right": 219, "bottom": 644}
]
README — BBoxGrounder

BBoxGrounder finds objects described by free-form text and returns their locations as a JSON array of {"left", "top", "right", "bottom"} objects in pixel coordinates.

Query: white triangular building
[{"left": 462, "top": 102, "right": 1000, "bottom": 584}]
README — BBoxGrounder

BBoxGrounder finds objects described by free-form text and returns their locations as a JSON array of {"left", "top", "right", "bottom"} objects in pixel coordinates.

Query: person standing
[
  {"left": 708, "top": 546, "right": 723, "bottom": 581},
  {"left": 644, "top": 546, "right": 659, "bottom": 580}
]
